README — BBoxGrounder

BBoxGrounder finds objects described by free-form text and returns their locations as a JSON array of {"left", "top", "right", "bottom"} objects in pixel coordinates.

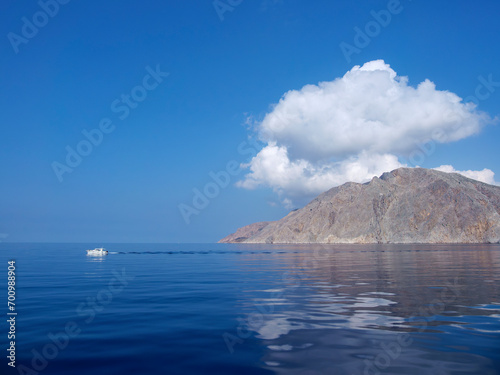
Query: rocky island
[{"left": 220, "top": 168, "right": 500, "bottom": 244}]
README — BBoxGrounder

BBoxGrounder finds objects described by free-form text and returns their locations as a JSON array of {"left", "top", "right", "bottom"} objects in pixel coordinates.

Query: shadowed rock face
[{"left": 219, "top": 168, "right": 500, "bottom": 244}]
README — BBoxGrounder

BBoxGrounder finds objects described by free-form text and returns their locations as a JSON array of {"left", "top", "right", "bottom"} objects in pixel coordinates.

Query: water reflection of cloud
[
  {"left": 232, "top": 244, "right": 500, "bottom": 373},
  {"left": 252, "top": 293, "right": 403, "bottom": 341}
]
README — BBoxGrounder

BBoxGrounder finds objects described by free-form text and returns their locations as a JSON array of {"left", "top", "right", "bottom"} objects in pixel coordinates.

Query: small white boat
[{"left": 86, "top": 247, "right": 108, "bottom": 256}]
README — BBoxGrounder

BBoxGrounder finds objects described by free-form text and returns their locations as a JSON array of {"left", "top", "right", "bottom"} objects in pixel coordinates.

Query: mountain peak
[{"left": 220, "top": 167, "right": 500, "bottom": 244}]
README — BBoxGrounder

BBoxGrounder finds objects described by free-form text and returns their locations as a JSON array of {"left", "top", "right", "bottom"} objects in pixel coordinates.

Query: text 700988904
[{"left": 7, "top": 260, "right": 16, "bottom": 368}]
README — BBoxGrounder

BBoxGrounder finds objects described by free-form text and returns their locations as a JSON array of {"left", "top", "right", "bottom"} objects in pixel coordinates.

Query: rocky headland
[{"left": 220, "top": 168, "right": 500, "bottom": 244}]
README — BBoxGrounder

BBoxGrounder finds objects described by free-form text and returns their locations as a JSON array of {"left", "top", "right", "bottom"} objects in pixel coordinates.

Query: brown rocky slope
[{"left": 219, "top": 168, "right": 500, "bottom": 244}]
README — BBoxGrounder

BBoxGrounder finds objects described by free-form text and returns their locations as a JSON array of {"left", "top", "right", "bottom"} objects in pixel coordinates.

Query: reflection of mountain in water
[{"left": 232, "top": 244, "right": 500, "bottom": 374}]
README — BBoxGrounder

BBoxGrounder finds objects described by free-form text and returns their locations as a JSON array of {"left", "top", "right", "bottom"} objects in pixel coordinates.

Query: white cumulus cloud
[
  {"left": 239, "top": 145, "right": 403, "bottom": 202},
  {"left": 238, "top": 60, "right": 495, "bottom": 206},
  {"left": 434, "top": 165, "right": 498, "bottom": 185}
]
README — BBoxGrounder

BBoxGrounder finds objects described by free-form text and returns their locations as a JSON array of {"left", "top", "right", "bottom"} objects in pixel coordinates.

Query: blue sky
[{"left": 1, "top": 0, "right": 499, "bottom": 243}]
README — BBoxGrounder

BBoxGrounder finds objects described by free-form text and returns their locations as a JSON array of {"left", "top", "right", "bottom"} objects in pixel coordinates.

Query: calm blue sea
[{"left": 0, "top": 243, "right": 499, "bottom": 375}]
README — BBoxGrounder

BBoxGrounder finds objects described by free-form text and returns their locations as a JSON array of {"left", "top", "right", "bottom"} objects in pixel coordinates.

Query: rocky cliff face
[
  {"left": 218, "top": 221, "right": 271, "bottom": 243},
  {"left": 219, "top": 168, "right": 500, "bottom": 244}
]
